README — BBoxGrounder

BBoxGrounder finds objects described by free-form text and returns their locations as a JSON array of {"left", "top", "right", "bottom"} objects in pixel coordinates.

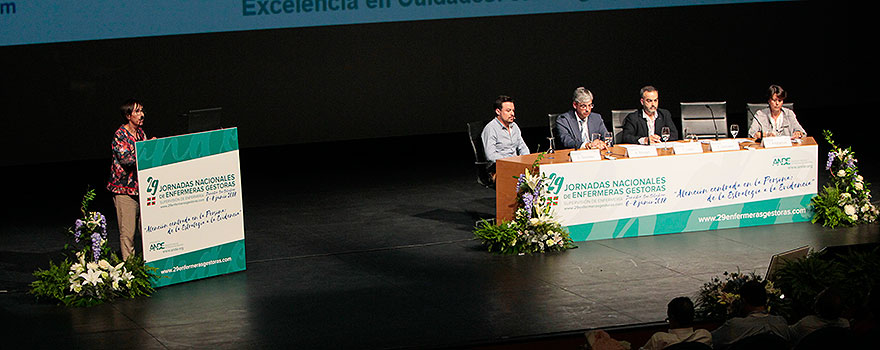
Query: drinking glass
[
  {"left": 547, "top": 136, "right": 555, "bottom": 153},
  {"left": 661, "top": 127, "right": 671, "bottom": 148},
  {"left": 730, "top": 124, "right": 739, "bottom": 139},
  {"left": 604, "top": 131, "right": 614, "bottom": 154}
]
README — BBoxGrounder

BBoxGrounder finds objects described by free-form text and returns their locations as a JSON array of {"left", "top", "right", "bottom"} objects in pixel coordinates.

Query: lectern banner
[
  {"left": 539, "top": 145, "right": 817, "bottom": 241},
  {"left": 136, "top": 128, "right": 245, "bottom": 287}
]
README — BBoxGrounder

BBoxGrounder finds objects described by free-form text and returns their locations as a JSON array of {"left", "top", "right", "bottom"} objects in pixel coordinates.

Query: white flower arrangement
[
  {"left": 474, "top": 157, "right": 575, "bottom": 255},
  {"left": 68, "top": 251, "right": 136, "bottom": 298},
  {"left": 30, "top": 189, "right": 160, "bottom": 307},
  {"left": 812, "top": 130, "right": 878, "bottom": 227}
]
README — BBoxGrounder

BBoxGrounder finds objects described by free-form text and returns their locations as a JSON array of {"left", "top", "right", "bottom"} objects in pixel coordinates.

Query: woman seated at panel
[{"left": 749, "top": 84, "right": 806, "bottom": 139}]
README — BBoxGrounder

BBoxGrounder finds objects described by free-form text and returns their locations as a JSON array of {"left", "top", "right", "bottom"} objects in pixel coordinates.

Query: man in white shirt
[{"left": 481, "top": 95, "right": 530, "bottom": 181}]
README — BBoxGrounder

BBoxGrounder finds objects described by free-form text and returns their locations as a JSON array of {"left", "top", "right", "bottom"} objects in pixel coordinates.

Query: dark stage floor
[{"left": 2, "top": 133, "right": 879, "bottom": 349}]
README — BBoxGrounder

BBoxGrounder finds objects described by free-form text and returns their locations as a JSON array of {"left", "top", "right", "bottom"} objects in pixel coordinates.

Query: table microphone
[
  {"left": 705, "top": 104, "right": 718, "bottom": 140},
  {"left": 750, "top": 110, "right": 764, "bottom": 143}
]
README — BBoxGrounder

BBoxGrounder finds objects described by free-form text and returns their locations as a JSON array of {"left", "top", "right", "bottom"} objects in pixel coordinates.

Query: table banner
[
  {"left": 136, "top": 128, "right": 246, "bottom": 287},
  {"left": 539, "top": 145, "right": 817, "bottom": 241}
]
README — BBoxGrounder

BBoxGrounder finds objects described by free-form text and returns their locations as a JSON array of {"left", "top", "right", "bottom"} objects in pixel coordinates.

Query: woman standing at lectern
[{"left": 107, "top": 99, "right": 151, "bottom": 260}]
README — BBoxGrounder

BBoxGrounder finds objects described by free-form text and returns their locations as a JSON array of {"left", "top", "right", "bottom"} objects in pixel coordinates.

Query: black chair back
[
  {"left": 466, "top": 120, "right": 493, "bottom": 188},
  {"left": 548, "top": 113, "right": 561, "bottom": 145}
]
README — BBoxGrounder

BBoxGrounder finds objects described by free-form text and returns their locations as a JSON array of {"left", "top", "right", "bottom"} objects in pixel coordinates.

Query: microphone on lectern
[{"left": 705, "top": 104, "right": 718, "bottom": 140}]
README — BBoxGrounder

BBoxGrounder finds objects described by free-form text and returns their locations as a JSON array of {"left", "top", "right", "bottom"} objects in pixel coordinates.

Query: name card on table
[
  {"left": 569, "top": 149, "right": 602, "bottom": 162},
  {"left": 622, "top": 145, "right": 658, "bottom": 158},
  {"left": 672, "top": 142, "right": 704, "bottom": 155},
  {"left": 709, "top": 139, "right": 740, "bottom": 152},
  {"left": 763, "top": 136, "right": 793, "bottom": 148}
]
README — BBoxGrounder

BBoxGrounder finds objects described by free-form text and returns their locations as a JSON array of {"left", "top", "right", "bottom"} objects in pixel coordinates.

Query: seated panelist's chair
[
  {"left": 611, "top": 109, "right": 636, "bottom": 144},
  {"left": 746, "top": 102, "right": 793, "bottom": 133},
  {"left": 680, "top": 102, "right": 727, "bottom": 139},
  {"left": 467, "top": 120, "right": 494, "bottom": 188},
  {"left": 548, "top": 113, "right": 563, "bottom": 150}
]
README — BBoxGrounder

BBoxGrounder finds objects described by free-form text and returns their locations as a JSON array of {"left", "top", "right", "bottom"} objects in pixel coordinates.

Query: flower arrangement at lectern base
[
  {"left": 29, "top": 189, "right": 161, "bottom": 307},
  {"left": 810, "top": 130, "right": 878, "bottom": 228},
  {"left": 474, "top": 154, "right": 576, "bottom": 255}
]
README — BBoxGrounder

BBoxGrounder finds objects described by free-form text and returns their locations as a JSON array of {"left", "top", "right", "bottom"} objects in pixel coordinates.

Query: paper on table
[{"left": 621, "top": 145, "right": 658, "bottom": 158}]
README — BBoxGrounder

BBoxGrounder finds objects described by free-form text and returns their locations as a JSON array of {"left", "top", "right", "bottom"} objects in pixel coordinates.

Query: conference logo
[
  {"left": 146, "top": 197, "right": 157, "bottom": 206},
  {"left": 546, "top": 173, "right": 564, "bottom": 195},
  {"left": 772, "top": 157, "right": 791, "bottom": 166},
  {"left": 145, "top": 176, "right": 160, "bottom": 195},
  {"left": 149, "top": 241, "right": 166, "bottom": 251}
]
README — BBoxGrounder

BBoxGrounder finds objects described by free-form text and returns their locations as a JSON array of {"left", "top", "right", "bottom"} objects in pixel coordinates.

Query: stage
[{"left": 1, "top": 133, "right": 878, "bottom": 349}]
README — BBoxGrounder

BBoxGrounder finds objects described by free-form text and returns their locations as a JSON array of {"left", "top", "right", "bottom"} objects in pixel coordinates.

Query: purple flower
[
  {"left": 522, "top": 192, "right": 534, "bottom": 215},
  {"left": 516, "top": 174, "right": 526, "bottom": 192},
  {"left": 74, "top": 219, "right": 84, "bottom": 242},
  {"left": 825, "top": 152, "right": 835, "bottom": 170},
  {"left": 96, "top": 213, "right": 108, "bottom": 240},
  {"left": 91, "top": 232, "right": 103, "bottom": 261}
]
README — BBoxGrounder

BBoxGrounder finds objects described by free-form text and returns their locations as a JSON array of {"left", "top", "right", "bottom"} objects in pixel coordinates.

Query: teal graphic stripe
[
  {"left": 137, "top": 128, "right": 239, "bottom": 170},
  {"left": 147, "top": 239, "right": 246, "bottom": 288},
  {"left": 567, "top": 194, "right": 815, "bottom": 242}
]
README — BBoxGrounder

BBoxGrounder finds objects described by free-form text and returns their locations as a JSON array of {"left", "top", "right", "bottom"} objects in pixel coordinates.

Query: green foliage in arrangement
[
  {"left": 29, "top": 189, "right": 162, "bottom": 307},
  {"left": 474, "top": 154, "right": 576, "bottom": 255},
  {"left": 772, "top": 247, "right": 880, "bottom": 322},
  {"left": 695, "top": 270, "right": 782, "bottom": 321},
  {"left": 695, "top": 247, "right": 880, "bottom": 323},
  {"left": 811, "top": 130, "right": 877, "bottom": 228}
]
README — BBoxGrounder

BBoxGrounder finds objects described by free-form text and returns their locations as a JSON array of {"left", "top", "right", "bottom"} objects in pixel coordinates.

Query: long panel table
[{"left": 496, "top": 138, "right": 818, "bottom": 242}]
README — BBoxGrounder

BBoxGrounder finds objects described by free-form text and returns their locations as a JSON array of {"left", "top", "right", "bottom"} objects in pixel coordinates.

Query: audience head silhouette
[
  {"left": 814, "top": 287, "right": 844, "bottom": 320},
  {"left": 667, "top": 296, "right": 696, "bottom": 328},
  {"left": 739, "top": 280, "right": 768, "bottom": 309}
]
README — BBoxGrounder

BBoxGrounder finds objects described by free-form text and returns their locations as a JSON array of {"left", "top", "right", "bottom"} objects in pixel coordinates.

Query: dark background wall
[{"left": 0, "top": 1, "right": 862, "bottom": 167}]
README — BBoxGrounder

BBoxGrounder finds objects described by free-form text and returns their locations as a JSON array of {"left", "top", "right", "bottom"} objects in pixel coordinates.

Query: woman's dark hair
[
  {"left": 120, "top": 98, "right": 142, "bottom": 119},
  {"left": 767, "top": 85, "right": 787, "bottom": 100}
]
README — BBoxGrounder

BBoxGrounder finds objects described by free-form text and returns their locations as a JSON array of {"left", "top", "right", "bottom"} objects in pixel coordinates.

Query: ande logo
[
  {"left": 772, "top": 157, "right": 791, "bottom": 166},
  {"left": 149, "top": 241, "right": 165, "bottom": 251}
]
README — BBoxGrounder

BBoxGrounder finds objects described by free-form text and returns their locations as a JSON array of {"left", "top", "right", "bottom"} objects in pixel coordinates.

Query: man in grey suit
[
  {"left": 621, "top": 85, "right": 679, "bottom": 145},
  {"left": 554, "top": 87, "right": 609, "bottom": 150}
]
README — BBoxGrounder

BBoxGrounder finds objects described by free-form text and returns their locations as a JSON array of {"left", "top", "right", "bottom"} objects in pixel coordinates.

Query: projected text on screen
[{"left": 1, "top": 0, "right": 791, "bottom": 46}]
